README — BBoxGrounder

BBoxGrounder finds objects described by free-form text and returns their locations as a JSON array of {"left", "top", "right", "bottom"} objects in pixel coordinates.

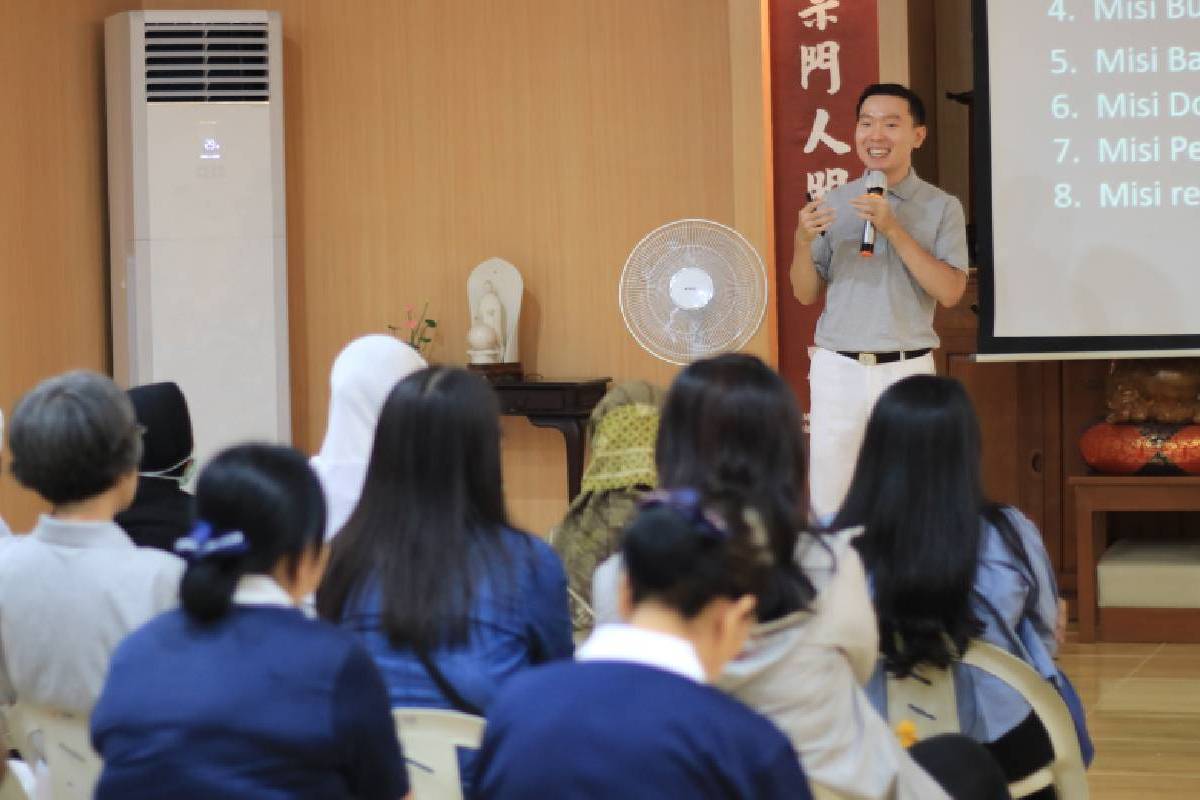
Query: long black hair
[
  {"left": 655, "top": 353, "right": 814, "bottom": 620},
  {"left": 181, "top": 444, "right": 326, "bottom": 623},
  {"left": 835, "top": 375, "right": 1038, "bottom": 676},
  {"left": 316, "top": 366, "right": 511, "bottom": 650}
]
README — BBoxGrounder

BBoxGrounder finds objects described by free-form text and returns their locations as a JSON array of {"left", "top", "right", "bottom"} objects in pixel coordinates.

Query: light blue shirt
[{"left": 866, "top": 507, "right": 1060, "bottom": 742}]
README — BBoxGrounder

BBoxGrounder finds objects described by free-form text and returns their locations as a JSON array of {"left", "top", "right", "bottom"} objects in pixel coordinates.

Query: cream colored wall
[
  {"left": 0, "top": 0, "right": 774, "bottom": 535},
  {"left": 877, "top": 0, "right": 910, "bottom": 85}
]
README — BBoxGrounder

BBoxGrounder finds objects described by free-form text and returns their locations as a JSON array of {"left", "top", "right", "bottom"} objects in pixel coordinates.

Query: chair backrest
[
  {"left": 962, "top": 642, "right": 1089, "bottom": 800},
  {"left": 0, "top": 766, "right": 31, "bottom": 800},
  {"left": 3, "top": 704, "right": 101, "bottom": 800},
  {"left": 885, "top": 662, "right": 961, "bottom": 740},
  {"left": 392, "top": 707, "right": 485, "bottom": 800},
  {"left": 883, "top": 641, "right": 1088, "bottom": 800},
  {"left": 0, "top": 706, "right": 29, "bottom": 800}
]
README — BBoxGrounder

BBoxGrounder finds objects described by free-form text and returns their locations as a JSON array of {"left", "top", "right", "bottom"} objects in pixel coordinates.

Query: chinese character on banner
[
  {"left": 800, "top": 41, "right": 841, "bottom": 95},
  {"left": 798, "top": 0, "right": 839, "bottom": 31},
  {"left": 806, "top": 168, "right": 849, "bottom": 199},
  {"left": 802, "top": 108, "right": 851, "bottom": 155},
  {"left": 773, "top": 0, "right": 880, "bottom": 402}
]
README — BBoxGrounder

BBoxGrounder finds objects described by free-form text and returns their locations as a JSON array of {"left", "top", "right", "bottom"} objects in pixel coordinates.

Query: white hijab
[{"left": 310, "top": 335, "right": 426, "bottom": 539}]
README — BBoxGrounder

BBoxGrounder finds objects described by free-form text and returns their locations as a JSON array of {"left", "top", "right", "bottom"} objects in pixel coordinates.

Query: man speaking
[{"left": 791, "top": 84, "right": 969, "bottom": 516}]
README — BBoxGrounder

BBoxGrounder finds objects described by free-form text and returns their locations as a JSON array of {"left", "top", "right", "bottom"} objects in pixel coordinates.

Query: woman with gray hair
[{"left": 0, "top": 370, "right": 182, "bottom": 714}]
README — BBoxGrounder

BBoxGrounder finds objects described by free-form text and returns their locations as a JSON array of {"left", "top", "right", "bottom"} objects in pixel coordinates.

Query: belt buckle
[{"left": 858, "top": 352, "right": 877, "bottom": 366}]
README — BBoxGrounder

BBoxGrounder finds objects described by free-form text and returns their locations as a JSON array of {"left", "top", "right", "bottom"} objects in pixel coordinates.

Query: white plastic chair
[
  {"left": 3, "top": 705, "right": 100, "bottom": 800},
  {"left": 0, "top": 767, "right": 31, "bottom": 800},
  {"left": 0, "top": 706, "right": 30, "bottom": 800},
  {"left": 392, "top": 708, "right": 485, "bottom": 800},
  {"left": 885, "top": 641, "right": 1089, "bottom": 800}
]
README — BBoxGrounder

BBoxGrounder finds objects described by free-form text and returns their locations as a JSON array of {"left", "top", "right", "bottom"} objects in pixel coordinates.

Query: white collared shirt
[
  {"left": 232, "top": 575, "right": 296, "bottom": 608},
  {"left": 576, "top": 623, "right": 707, "bottom": 684}
]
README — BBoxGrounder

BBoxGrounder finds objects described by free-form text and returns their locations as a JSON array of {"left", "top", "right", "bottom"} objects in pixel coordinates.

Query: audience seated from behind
[
  {"left": 549, "top": 380, "right": 663, "bottom": 634},
  {"left": 836, "top": 375, "right": 1088, "bottom": 799},
  {"left": 593, "top": 354, "right": 955, "bottom": 800},
  {"left": 91, "top": 444, "right": 410, "bottom": 800},
  {"left": 317, "top": 366, "right": 572, "bottom": 719},
  {"left": 114, "top": 381, "right": 196, "bottom": 552},
  {"left": 475, "top": 491, "right": 813, "bottom": 799},
  {"left": 310, "top": 334, "right": 426, "bottom": 539},
  {"left": 0, "top": 370, "right": 183, "bottom": 714}
]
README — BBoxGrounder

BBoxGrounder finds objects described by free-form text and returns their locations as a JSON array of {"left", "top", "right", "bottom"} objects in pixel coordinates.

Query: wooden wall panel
[
  {"left": 932, "top": 0, "right": 972, "bottom": 219},
  {"left": 905, "top": 0, "right": 939, "bottom": 184},
  {"left": 878, "top": 0, "right": 910, "bottom": 85},
  {"left": 0, "top": 0, "right": 138, "bottom": 531},
  {"left": 1, "top": 0, "right": 774, "bottom": 536}
]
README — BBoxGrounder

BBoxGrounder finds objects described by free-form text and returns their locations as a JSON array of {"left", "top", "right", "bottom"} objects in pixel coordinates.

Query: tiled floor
[{"left": 1059, "top": 638, "right": 1200, "bottom": 798}]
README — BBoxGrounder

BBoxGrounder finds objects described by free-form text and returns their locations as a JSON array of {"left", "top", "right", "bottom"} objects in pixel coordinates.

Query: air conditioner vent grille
[{"left": 144, "top": 22, "right": 270, "bottom": 103}]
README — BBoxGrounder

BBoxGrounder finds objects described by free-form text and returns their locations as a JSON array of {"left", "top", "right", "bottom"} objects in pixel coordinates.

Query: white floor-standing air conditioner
[{"left": 105, "top": 10, "right": 289, "bottom": 471}]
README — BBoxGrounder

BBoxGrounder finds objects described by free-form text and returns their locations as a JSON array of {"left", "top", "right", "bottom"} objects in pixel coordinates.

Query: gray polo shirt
[
  {"left": 811, "top": 170, "right": 968, "bottom": 352},
  {"left": 0, "top": 515, "right": 183, "bottom": 713}
]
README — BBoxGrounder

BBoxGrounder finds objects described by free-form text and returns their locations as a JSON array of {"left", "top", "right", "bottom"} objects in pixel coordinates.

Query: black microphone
[{"left": 860, "top": 170, "right": 887, "bottom": 257}]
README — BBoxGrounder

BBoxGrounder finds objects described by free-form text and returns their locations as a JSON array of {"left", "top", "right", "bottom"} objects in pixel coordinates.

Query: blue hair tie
[
  {"left": 638, "top": 489, "right": 731, "bottom": 541},
  {"left": 174, "top": 520, "right": 249, "bottom": 561}
]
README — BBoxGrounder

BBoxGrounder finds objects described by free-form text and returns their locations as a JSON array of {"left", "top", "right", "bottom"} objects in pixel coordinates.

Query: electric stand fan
[{"left": 619, "top": 219, "right": 768, "bottom": 365}]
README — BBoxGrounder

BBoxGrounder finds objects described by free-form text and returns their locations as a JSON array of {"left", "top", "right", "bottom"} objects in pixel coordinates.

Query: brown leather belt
[{"left": 836, "top": 347, "right": 932, "bottom": 366}]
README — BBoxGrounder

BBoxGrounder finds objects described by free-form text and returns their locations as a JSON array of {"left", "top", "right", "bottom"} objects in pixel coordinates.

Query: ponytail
[
  {"left": 180, "top": 444, "right": 326, "bottom": 624},
  {"left": 180, "top": 558, "right": 244, "bottom": 623},
  {"left": 174, "top": 521, "right": 252, "bottom": 624}
]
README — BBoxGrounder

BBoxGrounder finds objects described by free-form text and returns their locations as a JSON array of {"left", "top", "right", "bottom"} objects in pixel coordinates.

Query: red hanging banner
[{"left": 770, "top": 0, "right": 879, "bottom": 407}]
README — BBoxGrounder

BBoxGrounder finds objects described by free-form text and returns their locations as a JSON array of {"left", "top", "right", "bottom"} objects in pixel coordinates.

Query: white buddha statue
[{"left": 466, "top": 260, "right": 523, "bottom": 366}]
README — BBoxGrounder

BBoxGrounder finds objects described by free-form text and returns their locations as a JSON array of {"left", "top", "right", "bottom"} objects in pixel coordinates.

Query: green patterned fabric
[
  {"left": 579, "top": 403, "right": 659, "bottom": 494},
  {"left": 551, "top": 381, "right": 664, "bottom": 635}
]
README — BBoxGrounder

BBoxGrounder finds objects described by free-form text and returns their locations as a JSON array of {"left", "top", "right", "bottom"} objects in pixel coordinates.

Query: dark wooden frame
[{"left": 1071, "top": 476, "right": 1200, "bottom": 643}]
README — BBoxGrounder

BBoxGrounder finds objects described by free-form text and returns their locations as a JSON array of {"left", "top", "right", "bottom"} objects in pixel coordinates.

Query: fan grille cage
[{"left": 619, "top": 219, "right": 767, "bottom": 365}]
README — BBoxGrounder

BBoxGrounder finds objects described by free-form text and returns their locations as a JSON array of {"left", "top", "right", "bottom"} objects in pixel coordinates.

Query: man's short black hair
[
  {"left": 8, "top": 370, "right": 143, "bottom": 506},
  {"left": 856, "top": 83, "right": 926, "bottom": 126}
]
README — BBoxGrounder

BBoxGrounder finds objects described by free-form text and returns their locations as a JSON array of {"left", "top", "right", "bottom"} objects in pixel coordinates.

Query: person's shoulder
[
  {"left": 0, "top": 534, "right": 49, "bottom": 581},
  {"left": 999, "top": 504, "right": 1037, "bottom": 531},
  {"left": 109, "top": 607, "right": 187, "bottom": 661},
  {"left": 982, "top": 505, "right": 1039, "bottom": 543},
  {"left": 488, "top": 658, "right": 578, "bottom": 712},
  {"left": 694, "top": 679, "right": 785, "bottom": 732},
  {"left": 125, "top": 544, "right": 186, "bottom": 580},
  {"left": 134, "top": 544, "right": 186, "bottom": 568},
  {"left": 233, "top": 607, "right": 369, "bottom": 675},
  {"left": 909, "top": 173, "right": 964, "bottom": 208},
  {"left": 0, "top": 533, "right": 34, "bottom": 563},
  {"left": 500, "top": 525, "right": 564, "bottom": 568},
  {"left": 992, "top": 505, "right": 1052, "bottom": 563},
  {"left": 249, "top": 605, "right": 355, "bottom": 648}
]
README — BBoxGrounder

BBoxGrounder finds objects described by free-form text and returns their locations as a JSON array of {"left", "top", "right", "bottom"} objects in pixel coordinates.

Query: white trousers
[{"left": 807, "top": 348, "right": 936, "bottom": 519}]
